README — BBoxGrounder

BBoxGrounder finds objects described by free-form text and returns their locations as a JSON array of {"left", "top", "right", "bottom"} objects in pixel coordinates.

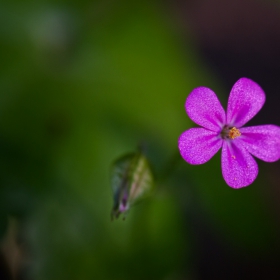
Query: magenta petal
[
  {"left": 221, "top": 140, "right": 258, "bottom": 188},
  {"left": 178, "top": 128, "right": 222, "bottom": 164},
  {"left": 186, "top": 87, "right": 225, "bottom": 131},
  {"left": 240, "top": 125, "right": 280, "bottom": 162},
  {"left": 226, "top": 78, "right": 265, "bottom": 127}
]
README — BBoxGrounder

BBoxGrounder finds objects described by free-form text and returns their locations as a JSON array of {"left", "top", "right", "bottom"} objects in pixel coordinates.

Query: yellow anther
[{"left": 228, "top": 127, "right": 241, "bottom": 139}]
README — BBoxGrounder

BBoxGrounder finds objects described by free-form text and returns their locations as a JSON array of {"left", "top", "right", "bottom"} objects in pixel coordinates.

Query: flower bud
[{"left": 111, "top": 151, "right": 154, "bottom": 220}]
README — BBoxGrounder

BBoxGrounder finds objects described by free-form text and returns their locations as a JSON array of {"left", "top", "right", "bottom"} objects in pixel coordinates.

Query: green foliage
[{"left": 0, "top": 0, "right": 279, "bottom": 279}]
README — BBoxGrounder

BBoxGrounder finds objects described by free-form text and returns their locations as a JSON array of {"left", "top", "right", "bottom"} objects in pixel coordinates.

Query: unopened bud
[{"left": 110, "top": 151, "right": 154, "bottom": 220}]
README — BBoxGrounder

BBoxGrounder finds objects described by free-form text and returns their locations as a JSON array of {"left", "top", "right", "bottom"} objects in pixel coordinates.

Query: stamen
[
  {"left": 228, "top": 127, "right": 241, "bottom": 139},
  {"left": 221, "top": 126, "right": 241, "bottom": 140}
]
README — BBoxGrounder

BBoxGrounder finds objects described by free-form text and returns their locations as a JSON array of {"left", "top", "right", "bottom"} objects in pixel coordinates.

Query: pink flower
[{"left": 178, "top": 78, "right": 280, "bottom": 188}]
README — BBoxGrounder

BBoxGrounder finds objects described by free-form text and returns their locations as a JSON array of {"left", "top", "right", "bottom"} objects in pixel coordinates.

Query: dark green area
[{"left": 0, "top": 1, "right": 279, "bottom": 279}]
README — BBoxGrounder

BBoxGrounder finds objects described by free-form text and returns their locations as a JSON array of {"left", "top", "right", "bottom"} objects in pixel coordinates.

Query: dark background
[{"left": 0, "top": 0, "right": 280, "bottom": 279}]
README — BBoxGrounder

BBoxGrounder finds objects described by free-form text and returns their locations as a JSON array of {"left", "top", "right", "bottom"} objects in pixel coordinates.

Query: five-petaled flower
[{"left": 178, "top": 78, "right": 280, "bottom": 188}]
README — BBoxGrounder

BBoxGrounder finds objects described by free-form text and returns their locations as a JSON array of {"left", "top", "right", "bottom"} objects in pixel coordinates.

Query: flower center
[{"left": 221, "top": 126, "right": 241, "bottom": 140}]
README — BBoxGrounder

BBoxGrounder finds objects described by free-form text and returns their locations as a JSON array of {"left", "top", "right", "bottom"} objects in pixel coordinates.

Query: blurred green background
[{"left": 1, "top": 0, "right": 280, "bottom": 279}]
